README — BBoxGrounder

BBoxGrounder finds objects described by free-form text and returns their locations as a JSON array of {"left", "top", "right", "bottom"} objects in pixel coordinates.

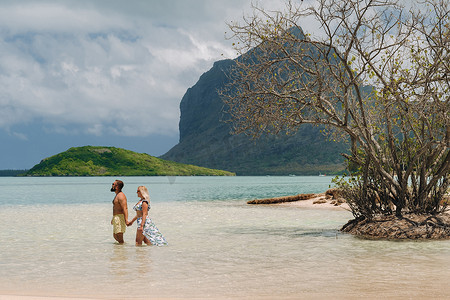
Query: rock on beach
[{"left": 247, "top": 189, "right": 349, "bottom": 210}]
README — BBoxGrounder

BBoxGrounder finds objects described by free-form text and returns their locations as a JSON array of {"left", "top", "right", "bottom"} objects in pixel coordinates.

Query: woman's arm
[{"left": 128, "top": 215, "right": 137, "bottom": 226}]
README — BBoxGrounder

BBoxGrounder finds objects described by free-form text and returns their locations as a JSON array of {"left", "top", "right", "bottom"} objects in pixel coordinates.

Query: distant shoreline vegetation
[
  {"left": 0, "top": 170, "right": 28, "bottom": 176},
  {"left": 17, "top": 146, "right": 235, "bottom": 177}
]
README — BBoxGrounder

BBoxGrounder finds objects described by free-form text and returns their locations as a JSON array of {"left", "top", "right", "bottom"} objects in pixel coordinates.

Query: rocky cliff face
[
  {"left": 161, "top": 58, "right": 349, "bottom": 175},
  {"left": 178, "top": 59, "right": 234, "bottom": 142}
]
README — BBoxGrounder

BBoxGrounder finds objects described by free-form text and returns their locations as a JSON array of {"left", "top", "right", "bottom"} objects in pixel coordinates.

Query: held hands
[{"left": 126, "top": 220, "right": 134, "bottom": 227}]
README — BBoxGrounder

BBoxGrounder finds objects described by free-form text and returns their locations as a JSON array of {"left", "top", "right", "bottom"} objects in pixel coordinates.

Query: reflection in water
[
  {"left": 135, "top": 246, "right": 153, "bottom": 277},
  {"left": 109, "top": 244, "right": 153, "bottom": 285},
  {"left": 110, "top": 244, "right": 130, "bottom": 277}
]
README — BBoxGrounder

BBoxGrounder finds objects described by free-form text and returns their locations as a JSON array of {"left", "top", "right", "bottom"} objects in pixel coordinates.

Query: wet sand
[{"left": 0, "top": 296, "right": 99, "bottom": 300}]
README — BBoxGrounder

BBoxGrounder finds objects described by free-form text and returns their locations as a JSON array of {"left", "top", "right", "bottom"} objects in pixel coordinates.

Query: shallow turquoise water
[
  {"left": 0, "top": 175, "right": 336, "bottom": 206},
  {"left": 0, "top": 176, "right": 449, "bottom": 299}
]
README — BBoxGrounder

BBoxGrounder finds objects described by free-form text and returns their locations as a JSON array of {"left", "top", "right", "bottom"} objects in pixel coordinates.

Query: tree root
[{"left": 341, "top": 213, "right": 450, "bottom": 240}]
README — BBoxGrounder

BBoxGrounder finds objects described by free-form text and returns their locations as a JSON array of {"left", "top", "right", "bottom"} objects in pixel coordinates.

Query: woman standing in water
[{"left": 128, "top": 185, "right": 168, "bottom": 246}]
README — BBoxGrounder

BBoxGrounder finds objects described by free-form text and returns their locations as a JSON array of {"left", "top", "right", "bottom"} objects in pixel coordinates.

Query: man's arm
[{"left": 118, "top": 193, "right": 129, "bottom": 223}]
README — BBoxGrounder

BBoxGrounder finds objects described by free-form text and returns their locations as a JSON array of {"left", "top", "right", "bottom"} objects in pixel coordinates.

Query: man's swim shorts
[{"left": 112, "top": 214, "right": 126, "bottom": 234}]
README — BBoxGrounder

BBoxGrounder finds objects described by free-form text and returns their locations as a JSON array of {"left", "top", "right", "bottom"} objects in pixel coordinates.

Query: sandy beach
[
  {"left": 0, "top": 297, "right": 105, "bottom": 300},
  {"left": 275, "top": 193, "right": 350, "bottom": 211},
  {"left": 0, "top": 296, "right": 229, "bottom": 300},
  {"left": 0, "top": 296, "right": 312, "bottom": 300},
  {"left": 0, "top": 297, "right": 95, "bottom": 300}
]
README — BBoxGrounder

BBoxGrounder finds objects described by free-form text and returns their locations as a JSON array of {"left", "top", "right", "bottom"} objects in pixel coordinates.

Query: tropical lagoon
[{"left": 1, "top": 176, "right": 449, "bottom": 299}]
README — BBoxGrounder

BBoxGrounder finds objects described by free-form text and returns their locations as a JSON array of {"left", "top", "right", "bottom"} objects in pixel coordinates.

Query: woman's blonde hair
[{"left": 137, "top": 185, "right": 150, "bottom": 201}]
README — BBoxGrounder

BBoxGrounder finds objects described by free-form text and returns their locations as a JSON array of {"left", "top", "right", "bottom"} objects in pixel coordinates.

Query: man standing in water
[{"left": 111, "top": 180, "right": 129, "bottom": 244}]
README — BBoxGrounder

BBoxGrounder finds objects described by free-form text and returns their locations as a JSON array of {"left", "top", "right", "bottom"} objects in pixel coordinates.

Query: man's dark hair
[{"left": 115, "top": 180, "right": 124, "bottom": 191}]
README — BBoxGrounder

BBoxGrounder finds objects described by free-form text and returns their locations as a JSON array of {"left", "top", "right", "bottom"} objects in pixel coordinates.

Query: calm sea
[{"left": 0, "top": 176, "right": 449, "bottom": 299}]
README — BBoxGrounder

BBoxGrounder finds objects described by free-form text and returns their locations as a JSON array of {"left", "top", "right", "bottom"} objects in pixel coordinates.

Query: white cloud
[
  {"left": 0, "top": 0, "right": 293, "bottom": 138},
  {"left": 12, "top": 131, "right": 28, "bottom": 140}
]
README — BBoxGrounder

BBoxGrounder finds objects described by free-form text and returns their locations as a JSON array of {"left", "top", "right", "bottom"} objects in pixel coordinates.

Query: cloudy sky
[{"left": 0, "top": 0, "right": 309, "bottom": 169}]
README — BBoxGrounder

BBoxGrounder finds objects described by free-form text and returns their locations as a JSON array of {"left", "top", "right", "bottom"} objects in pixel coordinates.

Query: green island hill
[{"left": 23, "top": 146, "right": 235, "bottom": 176}]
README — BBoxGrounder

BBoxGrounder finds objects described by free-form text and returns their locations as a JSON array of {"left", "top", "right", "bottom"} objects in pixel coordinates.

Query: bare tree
[{"left": 222, "top": 0, "right": 449, "bottom": 218}]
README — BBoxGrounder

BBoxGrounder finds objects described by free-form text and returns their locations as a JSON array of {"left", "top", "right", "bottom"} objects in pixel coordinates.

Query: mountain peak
[{"left": 162, "top": 27, "right": 349, "bottom": 175}]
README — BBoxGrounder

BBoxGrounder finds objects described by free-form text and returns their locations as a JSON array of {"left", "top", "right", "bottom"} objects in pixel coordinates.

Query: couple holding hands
[{"left": 111, "top": 180, "right": 168, "bottom": 246}]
